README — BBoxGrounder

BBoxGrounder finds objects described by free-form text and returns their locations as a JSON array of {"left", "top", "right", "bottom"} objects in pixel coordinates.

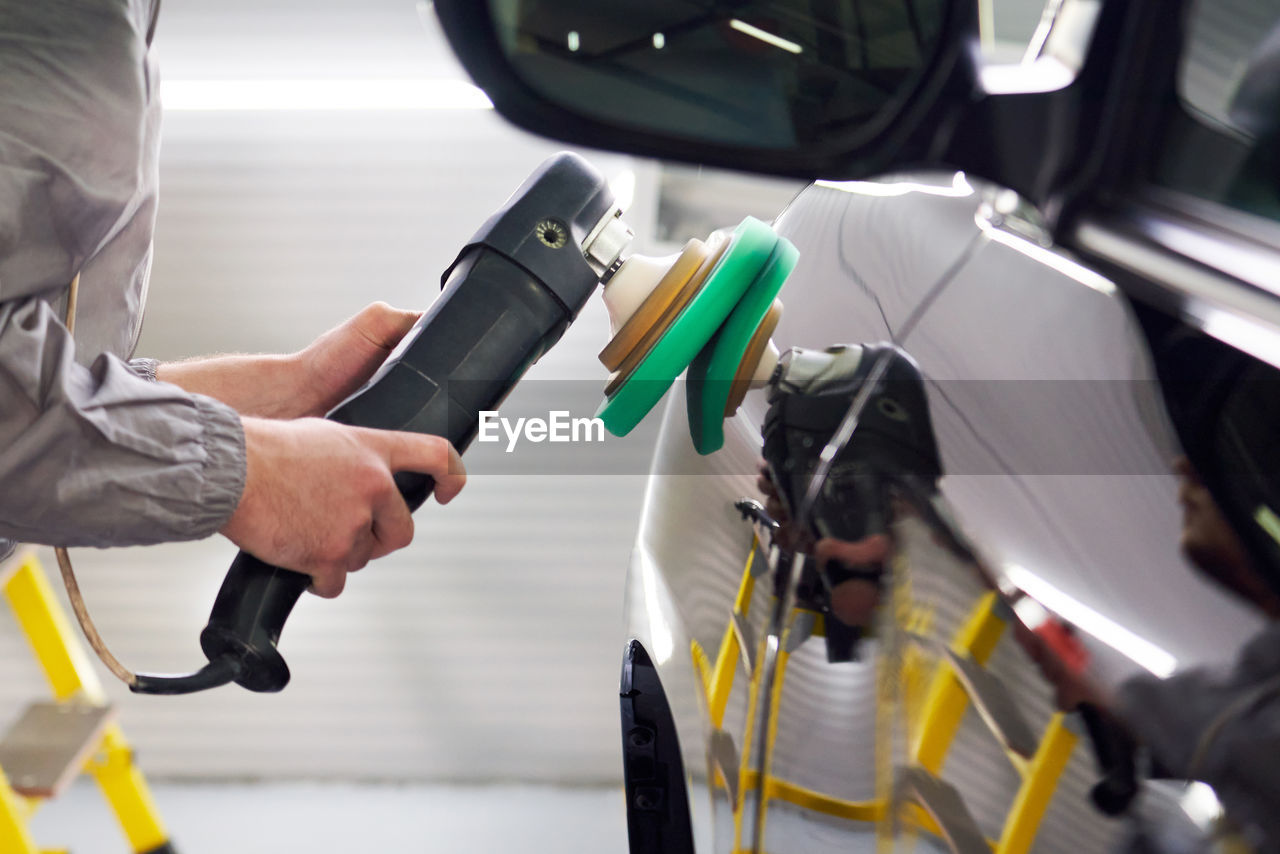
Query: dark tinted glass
[
  {"left": 1157, "top": 0, "right": 1280, "bottom": 222},
  {"left": 487, "top": 0, "right": 948, "bottom": 150}
]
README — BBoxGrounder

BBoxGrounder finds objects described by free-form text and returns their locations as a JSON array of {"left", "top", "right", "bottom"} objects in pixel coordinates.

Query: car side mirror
[{"left": 434, "top": 0, "right": 979, "bottom": 180}]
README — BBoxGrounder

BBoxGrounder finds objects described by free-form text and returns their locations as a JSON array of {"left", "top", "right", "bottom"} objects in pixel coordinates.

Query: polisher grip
[
  {"left": 201, "top": 472, "right": 441, "bottom": 694},
  {"left": 1078, "top": 701, "right": 1140, "bottom": 815},
  {"left": 200, "top": 554, "right": 310, "bottom": 693},
  {"left": 198, "top": 161, "right": 624, "bottom": 696},
  {"left": 200, "top": 249, "right": 575, "bottom": 691},
  {"left": 120, "top": 152, "right": 624, "bottom": 696}
]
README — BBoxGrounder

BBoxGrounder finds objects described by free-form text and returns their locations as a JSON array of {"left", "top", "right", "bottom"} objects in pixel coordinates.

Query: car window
[
  {"left": 979, "top": 0, "right": 1050, "bottom": 63},
  {"left": 484, "top": 0, "right": 949, "bottom": 150},
  {"left": 1155, "top": 0, "right": 1280, "bottom": 223}
]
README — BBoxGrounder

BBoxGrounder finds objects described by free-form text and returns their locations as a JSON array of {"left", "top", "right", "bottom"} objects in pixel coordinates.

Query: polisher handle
[
  {"left": 200, "top": 474, "right": 441, "bottom": 693},
  {"left": 200, "top": 251, "right": 571, "bottom": 693},
  {"left": 199, "top": 554, "right": 311, "bottom": 693},
  {"left": 195, "top": 151, "right": 618, "bottom": 694},
  {"left": 1078, "top": 702, "right": 1140, "bottom": 815}
]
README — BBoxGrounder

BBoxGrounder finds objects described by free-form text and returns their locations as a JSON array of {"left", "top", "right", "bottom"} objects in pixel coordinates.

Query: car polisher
[{"left": 125, "top": 152, "right": 797, "bottom": 695}]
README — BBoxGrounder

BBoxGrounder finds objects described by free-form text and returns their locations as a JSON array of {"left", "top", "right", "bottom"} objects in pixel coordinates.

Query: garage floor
[{"left": 28, "top": 781, "right": 630, "bottom": 853}]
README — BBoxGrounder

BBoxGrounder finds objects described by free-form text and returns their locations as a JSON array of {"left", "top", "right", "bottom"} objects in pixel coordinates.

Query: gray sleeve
[
  {"left": 1114, "top": 665, "right": 1234, "bottom": 780},
  {"left": 127, "top": 357, "right": 160, "bottom": 382},
  {"left": 0, "top": 296, "right": 246, "bottom": 547}
]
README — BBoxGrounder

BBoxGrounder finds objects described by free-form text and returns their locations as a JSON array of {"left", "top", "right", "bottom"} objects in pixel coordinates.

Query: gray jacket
[
  {"left": 0, "top": 0, "right": 245, "bottom": 557},
  {"left": 1117, "top": 621, "right": 1280, "bottom": 850}
]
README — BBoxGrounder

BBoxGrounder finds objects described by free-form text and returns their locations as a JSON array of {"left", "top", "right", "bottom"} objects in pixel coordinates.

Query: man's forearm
[
  {"left": 157, "top": 353, "right": 321, "bottom": 419},
  {"left": 158, "top": 303, "right": 425, "bottom": 423}
]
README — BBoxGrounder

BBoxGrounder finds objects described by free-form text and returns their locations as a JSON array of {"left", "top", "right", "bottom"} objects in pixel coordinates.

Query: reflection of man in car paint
[
  {"left": 755, "top": 344, "right": 941, "bottom": 646},
  {"left": 1020, "top": 456, "right": 1280, "bottom": 852},
  {"left": 755, "top": 461, "right": 889, "bottom": 629},
  {"left": 1170, "top": 459, "right": 1280, "bottom": 619},
  {"left": 759, "top": 406, "right": 1280, "bottom": 848}
]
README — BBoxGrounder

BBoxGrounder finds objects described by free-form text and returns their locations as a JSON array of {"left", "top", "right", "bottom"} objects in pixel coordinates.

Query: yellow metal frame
[
  {"left": 0, "top": 549, "right": 171, "bottom": 854},
  {"left": 693, "top": 543, "right": 1081, "bottom": 854}
]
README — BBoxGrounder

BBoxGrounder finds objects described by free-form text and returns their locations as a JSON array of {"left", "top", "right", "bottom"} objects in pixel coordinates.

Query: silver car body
[{"left": 624, "top": 173, "right": 1249, "bottom": 852}]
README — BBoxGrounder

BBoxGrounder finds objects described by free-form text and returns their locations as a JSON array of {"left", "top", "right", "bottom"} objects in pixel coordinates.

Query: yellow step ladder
[{"left": 0, "top": 548, "right": 175, "bottom": 854}]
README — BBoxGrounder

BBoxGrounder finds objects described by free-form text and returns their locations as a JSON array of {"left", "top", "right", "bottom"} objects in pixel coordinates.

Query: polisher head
[{"left": 595, "top": 216, "right": 798, "bottom": 451}]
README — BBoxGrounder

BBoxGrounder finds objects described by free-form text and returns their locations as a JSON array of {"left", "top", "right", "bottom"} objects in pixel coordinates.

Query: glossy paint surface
[{"left": 626, "top": 174, "right": 1251, "bottom": 852}]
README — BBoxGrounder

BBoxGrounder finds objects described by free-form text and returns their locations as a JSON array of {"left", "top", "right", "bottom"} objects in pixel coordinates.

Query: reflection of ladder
[
  {"left": 0, "top": 549, "right": 175, "bottom": 854},
  {"left": 690, "top": 537, "right": 887, "bottom": 852},
  {"left": 690, "top": 538, "right": 1080, "bottom": 854},
  {"left": 906, "top": 590, "right": 1080, "bottom": 854}
]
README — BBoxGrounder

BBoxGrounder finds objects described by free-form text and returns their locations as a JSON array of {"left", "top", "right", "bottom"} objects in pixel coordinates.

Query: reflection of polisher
[
  {"left": 119, "top": 152, "right": 795, "bottom": 695},
  {"left": 760, "top": 344, "right": 942, "bottom": 662}
]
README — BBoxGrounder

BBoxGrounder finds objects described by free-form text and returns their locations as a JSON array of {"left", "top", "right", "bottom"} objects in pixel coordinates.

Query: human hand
[
  {"left": 755, "top": 460, "right": 814, "bottom": 553},
  {"left": 157, "top": 302, "right": 421, "bottom": 420},
  {"left": 756, "top": 459, "right": 891, "bottom": 626},
  {"left": 814, "top": 534, "right": 890, "bottom": 626},
  {"left": 219, "top": 417, "right": 466, "bottom": 598},
  {"left": 295, "top": 301, "right": 422, "bottom": 417},
  {"left": 1013, "top": 614, "right": 1109, "bottom": 712}
]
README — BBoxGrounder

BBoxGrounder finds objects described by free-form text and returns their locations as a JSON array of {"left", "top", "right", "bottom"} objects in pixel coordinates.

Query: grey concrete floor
[{"left": 27, "top": 780, "right": 630, "bottom": 853}]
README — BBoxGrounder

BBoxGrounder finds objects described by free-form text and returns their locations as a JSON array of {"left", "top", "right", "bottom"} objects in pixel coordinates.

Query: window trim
[{"left": 1070, "top": 201, "right": 1280, "bottom": 369}]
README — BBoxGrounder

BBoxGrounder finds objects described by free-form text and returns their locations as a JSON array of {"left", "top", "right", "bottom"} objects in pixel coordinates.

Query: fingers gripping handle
[{"left": 188, "top": 152, "right": 615, "bottom": 694}]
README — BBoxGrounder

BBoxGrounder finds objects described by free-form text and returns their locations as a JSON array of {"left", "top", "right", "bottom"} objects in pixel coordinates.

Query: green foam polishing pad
[
  {"left": 597, "top": 217, "right": 779, "bottom": 437},
  {"left": 686, "top": 236, "right": 798, "bottom": 454}
]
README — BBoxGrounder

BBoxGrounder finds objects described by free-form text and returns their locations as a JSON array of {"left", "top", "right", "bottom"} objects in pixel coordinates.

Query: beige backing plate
[
  {"left": 724, "top": 299, "right": 783, "bottom": 417},
  {"left": 598, "top": 239, "right": 709, "bottom": 371},
  {"left": 604, "top": 236, "right": 730, "bottom": 397}
]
